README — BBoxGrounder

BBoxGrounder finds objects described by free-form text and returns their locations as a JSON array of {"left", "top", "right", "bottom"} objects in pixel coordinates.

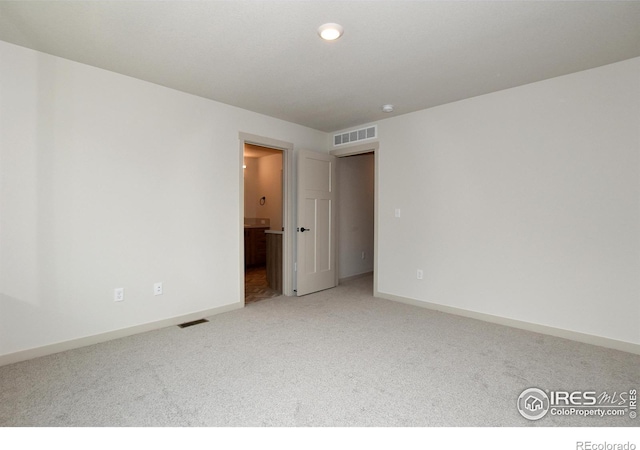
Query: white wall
[
  {"left": 338, "top": 153, "right": 375, "bottom": 279},
  {"left": 243, "top": 157, "right": 259, "bottom": 219},
  {"left": 0, "top": 41, "right": 326, "bottom": 358},
  {"left": 244, "top": 154, "right": 282, "bottom": 230},
  {"left": 369, "top": 57, "right": 640, "bottom": 345},
  {"left": 257, "top": 153, "right": 283, "bottom": 231}
]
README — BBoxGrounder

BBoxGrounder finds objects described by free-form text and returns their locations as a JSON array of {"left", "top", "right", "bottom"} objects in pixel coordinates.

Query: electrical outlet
[
  {"left": 395, "top": 208, "right": 401, "bottom": 218},
  {"left": 114, "top": 288, "right": 124, "bottom": 302},
  {"left": 361, "top": 251, "right": 366, "bottom": 260},
  {"left": 154, "top": 282, "right": 163, "bottom": 296},
  {"left": 416, "top": 269, "right": 424, "bottom": 280}
]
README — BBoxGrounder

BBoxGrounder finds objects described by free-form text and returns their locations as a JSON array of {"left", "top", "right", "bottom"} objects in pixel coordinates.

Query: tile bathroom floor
[{"left": 244, "top": 265, "right": 281, "bottom": 304}]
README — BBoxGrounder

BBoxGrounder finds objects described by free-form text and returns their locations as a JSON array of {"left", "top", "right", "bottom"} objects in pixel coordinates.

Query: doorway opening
[
  {"left": 239, "top": 132, "right": 294, "bottom": 304},
  {"left": 332, "top": 141, "right": 378, "bottom": 295},
  {"left": 243, "top": 144, "right": 283, "bottom": 304}
]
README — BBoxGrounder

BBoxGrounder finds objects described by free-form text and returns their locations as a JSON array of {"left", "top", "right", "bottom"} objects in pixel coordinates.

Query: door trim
[{"left": 239, "top": 132, "right": 294, "bottom": 299}]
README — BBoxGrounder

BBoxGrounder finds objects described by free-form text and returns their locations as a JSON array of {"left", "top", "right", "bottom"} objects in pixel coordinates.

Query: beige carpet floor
[{"left": 0, "top": 274, "right": 638, "bottom": 427}]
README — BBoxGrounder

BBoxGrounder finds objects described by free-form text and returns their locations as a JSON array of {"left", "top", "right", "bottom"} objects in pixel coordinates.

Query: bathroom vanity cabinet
[{"left": 244, "top": 226, "right": 268, "bottom": 267}]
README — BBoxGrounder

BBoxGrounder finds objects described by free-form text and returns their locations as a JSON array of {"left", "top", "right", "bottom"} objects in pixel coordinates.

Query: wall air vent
[{"left": 333, "top": 125, "right": 377, "bottom": 147}]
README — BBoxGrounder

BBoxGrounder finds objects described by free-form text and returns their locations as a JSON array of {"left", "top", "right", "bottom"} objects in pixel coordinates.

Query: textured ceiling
[{"left": 1, "top": 1, "right": 639, "bottom": 132}]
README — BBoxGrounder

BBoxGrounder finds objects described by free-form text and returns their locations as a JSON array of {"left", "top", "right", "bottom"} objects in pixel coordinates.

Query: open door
[{"left": 296, "top": 149, "right": 337, "bottom": 296}]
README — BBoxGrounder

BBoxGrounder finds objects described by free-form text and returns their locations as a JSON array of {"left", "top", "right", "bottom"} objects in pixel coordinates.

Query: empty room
[{"left": 0, "top": 1, "right": 639, "bottom": 444}]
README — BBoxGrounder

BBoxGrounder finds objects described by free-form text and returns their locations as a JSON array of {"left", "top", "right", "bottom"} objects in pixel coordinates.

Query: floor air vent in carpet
[{"left": 177, "top": 319, "right": 209, "bottom": 328}]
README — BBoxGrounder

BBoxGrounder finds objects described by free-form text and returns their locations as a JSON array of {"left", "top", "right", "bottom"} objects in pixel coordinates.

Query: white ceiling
[{"left": 1, "top": 1, "right": 639, "bottom": 132}]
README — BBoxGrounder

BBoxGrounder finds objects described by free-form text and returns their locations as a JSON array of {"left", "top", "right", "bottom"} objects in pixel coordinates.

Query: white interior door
[{"left": 296, "top": 149, "right": 336, "bottom": 296}]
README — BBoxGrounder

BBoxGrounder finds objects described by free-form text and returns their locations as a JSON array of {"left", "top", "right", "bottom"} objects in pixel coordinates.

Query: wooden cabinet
[
  {"left": 266, "top": 232, "right": 283, "bottom": 293},
  {"left": 244, "top": 227, "right": 268, "bottom": 267}
]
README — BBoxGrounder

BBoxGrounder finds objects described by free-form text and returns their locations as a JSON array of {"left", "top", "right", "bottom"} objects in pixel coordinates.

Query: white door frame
[
  {"left": 239, "top": 132, "right": 295, "bottom": 299},
  {"left": 330, "top": 140, "right": 379, "bottom": 297}
]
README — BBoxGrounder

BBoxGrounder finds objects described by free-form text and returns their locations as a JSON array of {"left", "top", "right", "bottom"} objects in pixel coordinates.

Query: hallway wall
[{"left": 337, "top": 153, "right": 375, "bottom": 279}]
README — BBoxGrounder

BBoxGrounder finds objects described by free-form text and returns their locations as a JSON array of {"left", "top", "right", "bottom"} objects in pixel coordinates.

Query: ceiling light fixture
[
  {"left": 382, "top": 104, "right": 394, "bottom": 113},
  {"left": 318, "top": 23, "right": 344, "bottom": 41}
]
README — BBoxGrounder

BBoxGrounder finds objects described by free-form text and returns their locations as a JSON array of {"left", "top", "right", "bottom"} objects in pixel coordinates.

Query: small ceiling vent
[{"left": 333, "top": 125, "right": 377, "bottom": 147}]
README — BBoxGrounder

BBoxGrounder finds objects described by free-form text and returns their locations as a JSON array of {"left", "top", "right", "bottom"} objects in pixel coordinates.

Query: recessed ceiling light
[
  {"left": 382, "top": 104, "right": 394, "bottom": 113},
  {"left": 318, "top": 23, "right": 344, "bottom": 41}
]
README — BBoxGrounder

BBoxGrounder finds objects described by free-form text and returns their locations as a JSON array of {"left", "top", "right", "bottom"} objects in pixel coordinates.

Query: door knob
[{"left": 298, "top": 227, "right": 311, "bottom": 232}]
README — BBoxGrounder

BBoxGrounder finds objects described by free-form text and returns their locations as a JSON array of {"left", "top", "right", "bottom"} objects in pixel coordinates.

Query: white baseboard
[
  {"left": 0, "top": 302, "right": 243, "bottom": 367},
  {"left": 339, "top": 271, "right": 374, "bottom": 284},
  {"left": 376, "top": 291, "right": 640, "bottom": 356}
]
